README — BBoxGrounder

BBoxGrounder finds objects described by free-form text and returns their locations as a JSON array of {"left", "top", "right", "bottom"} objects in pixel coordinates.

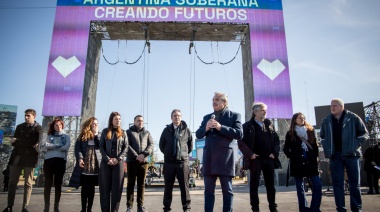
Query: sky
[{"left": 1, "top": 0, "right": 379, "bottom": 150}]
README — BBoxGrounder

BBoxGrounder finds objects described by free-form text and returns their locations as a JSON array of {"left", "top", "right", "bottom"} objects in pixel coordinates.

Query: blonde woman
[{"left": 69, "top": 117, "right": 101, "bottom": 212}]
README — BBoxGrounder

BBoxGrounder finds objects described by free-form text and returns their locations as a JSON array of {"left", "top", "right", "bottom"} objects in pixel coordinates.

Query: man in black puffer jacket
[
  {"left": 126, "top": 115, "right": 154, "bottom": 212},
  {"left": 159, "top": 109, "right": 193, "bottom": 212}
]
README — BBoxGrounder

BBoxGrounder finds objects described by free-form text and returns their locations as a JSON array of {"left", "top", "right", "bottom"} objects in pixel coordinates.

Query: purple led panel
[{"left": 42, "top": 2, "right": 292, "bottom": 118}]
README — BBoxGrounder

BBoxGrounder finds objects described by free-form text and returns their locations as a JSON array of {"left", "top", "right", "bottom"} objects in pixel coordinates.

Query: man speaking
[{"left": 196, "top": 92, "right": 243, "bottom": 212}]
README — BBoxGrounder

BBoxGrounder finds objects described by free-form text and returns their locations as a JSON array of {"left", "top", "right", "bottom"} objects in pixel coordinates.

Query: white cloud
[{"left": 292, "top": 62, "right": 351, "bottom": 80}]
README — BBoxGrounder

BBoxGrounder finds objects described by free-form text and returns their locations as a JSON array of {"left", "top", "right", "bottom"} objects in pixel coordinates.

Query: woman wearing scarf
[
  {"left": 42, "top": 118, "right": 71, "bottom": 212},
  {"left": 283, "top": 112, "right": 322, "bottom": 212}
]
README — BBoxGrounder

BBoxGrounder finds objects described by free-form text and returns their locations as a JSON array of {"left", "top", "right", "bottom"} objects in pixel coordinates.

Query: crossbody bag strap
[{"left": 298, "top": 135, "right": 313, "bottom": 150}]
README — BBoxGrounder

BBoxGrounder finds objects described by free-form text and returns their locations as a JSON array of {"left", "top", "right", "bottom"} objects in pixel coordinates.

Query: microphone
[{"left": 210, "top": 114, "right": 215, "bottom": 132}]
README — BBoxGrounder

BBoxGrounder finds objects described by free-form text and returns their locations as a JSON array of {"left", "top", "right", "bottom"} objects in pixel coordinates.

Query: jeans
[
  {"left": 330, "top": 152, "right": 362, "bottom": 212},
  {"left": 295, "top": 176, "right": 322, "bottom": 212},
  {"left": 204, "top": 175, "right": 233, "bottom": 212}
]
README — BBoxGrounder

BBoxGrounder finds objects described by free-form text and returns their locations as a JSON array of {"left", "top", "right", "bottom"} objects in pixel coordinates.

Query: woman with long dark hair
[
  {"left": 42, "top": 118, "right": 71, "bottom": 212},
  {"left": 69, "top": 117, "right": 101, "bottom": 212},
  {"left": 283, "top": 112, "right": 322, "bottom": 212},
  {"left": 99, "top": 112, "right": 128, "bottom": 212}
]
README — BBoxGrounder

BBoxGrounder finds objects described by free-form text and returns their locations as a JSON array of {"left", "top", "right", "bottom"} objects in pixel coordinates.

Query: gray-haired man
[
  {"left": 320, "top": 98, "right": 368, "bottom": 212},
  {"left": 238, "top": 102, "right": 280, "bottom": 212}
]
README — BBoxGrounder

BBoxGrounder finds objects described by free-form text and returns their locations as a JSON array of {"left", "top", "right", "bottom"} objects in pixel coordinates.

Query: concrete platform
[{"left": 1, "top": 178, "right": 379, "bottom": 212}]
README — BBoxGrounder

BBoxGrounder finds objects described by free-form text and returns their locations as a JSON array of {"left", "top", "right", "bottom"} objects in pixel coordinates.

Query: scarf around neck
[
  {"left": 295, "top": 125, "right": 308, "bottom": 140},
  {"left": 295, "top": 125, "right": 309, "bottom": 152},
  {"left": 214, "top": 107, "right": 227, "bottom": 120},
  {"left": 173, "top": 124, "right": 182, "bottom": 160}
]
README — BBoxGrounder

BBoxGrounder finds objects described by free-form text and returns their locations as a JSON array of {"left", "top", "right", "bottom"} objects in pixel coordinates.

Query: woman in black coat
[
  {"left": 69, "top": 117, "right": 101, "bottom": 212},
  {"left": 99, "top": 112, "right": 128, "bottom": 212},
  {"left": 283, "top": 112, "right": 322, "bottom": 212}
]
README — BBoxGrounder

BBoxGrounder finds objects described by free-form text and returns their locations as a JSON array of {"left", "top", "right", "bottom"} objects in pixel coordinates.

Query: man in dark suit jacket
[
  {"left": 238, "top": 102, "right": 281, "bottom": 212},
  {"left": 196, "top": 92, "right": 243, "bottom": 212}
]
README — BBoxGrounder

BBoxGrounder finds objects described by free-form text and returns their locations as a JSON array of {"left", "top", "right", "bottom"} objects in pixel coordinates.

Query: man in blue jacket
[
  {"left": 196, "top": 92, "right": 243, "bottom": 212},
  {"left": 320, "top": 98, "right": 368, "bottom": 212}
]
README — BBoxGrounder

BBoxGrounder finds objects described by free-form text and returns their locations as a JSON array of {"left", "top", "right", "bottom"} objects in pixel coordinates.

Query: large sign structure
[{"left": 42, "top": 0, "right": 292, "bottom": 119}]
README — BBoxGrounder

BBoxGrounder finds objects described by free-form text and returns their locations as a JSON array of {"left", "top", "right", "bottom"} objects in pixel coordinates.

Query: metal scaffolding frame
[{"left": 364, "top": 101, "right": 380, "bottom": 146}]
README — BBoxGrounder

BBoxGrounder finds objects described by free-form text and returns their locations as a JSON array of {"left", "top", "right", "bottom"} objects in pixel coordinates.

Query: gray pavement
[{"left": 1, "top": 178, "right": 380, "bottom": 212}]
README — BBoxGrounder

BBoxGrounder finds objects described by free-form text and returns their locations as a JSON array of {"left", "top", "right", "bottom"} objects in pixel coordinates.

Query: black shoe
[
  {"left": 137, "top": 206, "right": 147, "bottom": 212},
  {"left": 21, "top": 207, "right": 28, "bottom": 212},
  {"left": 2, "top": 207, "right": 12, "bottom": 212},
  {"left": 376, "top": 191, "right": 380, "bottom": 194},
  {"left": 270, "top": 210, "right": 278, "bottom": 212}
]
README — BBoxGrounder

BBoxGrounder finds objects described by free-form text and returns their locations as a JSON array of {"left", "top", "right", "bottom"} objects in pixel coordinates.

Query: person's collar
[
  {"left": 214, "top": 107, "right": 226, "bottom": 114},
  {"left": 54, "top": 131, "right": 63, "bottom": 135},
  {"left": 172, "top": 122, "right": 181, "bottom": 129},
  {"left": 254, "top": 118, "right": 264, "bottom": 127},
  {"left": 333, "top": 109, "right": 346, "bottom": 120},
  {"left": 135, "top": 125, "right": 144, "bottom": 132},
  {"left": 25, "top": 121, "right": 36, "bottom": 127}
]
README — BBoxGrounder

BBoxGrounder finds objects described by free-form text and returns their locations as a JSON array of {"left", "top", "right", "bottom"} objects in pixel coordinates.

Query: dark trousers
[
  {"left": 43, "top": 158, "right": 66, "bottom": 207},
  {"left": 126, "top": 162, "right": 148, "bottom": 208},
  {"left": 99, "top": 161, "right": 125, "bottom": 212},
  {"left": 163, "top": 162, "right": 191, "bottom": 211},
  {"left": 204, "top": 175, "right": 233, "bottom": 212},
  {"left": 366, "top": 170, "right": 379, "bottom": 193},
  {"left": 249, "top": 158, "right": 277, "bottom": 211},
  {"left": 81, "top": 174, "right": 98, "bottom": 211},
  {"left": 3, "top": 177, "right": 9, "bottom": 192}
]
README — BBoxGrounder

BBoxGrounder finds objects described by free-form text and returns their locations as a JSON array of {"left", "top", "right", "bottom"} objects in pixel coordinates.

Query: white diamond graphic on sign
[
  {"left": 257, "top": 59, "right": 286, "bottom": 80},
  {"left": 52, "top": 56, "right": 81, "bottom": 78}
]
